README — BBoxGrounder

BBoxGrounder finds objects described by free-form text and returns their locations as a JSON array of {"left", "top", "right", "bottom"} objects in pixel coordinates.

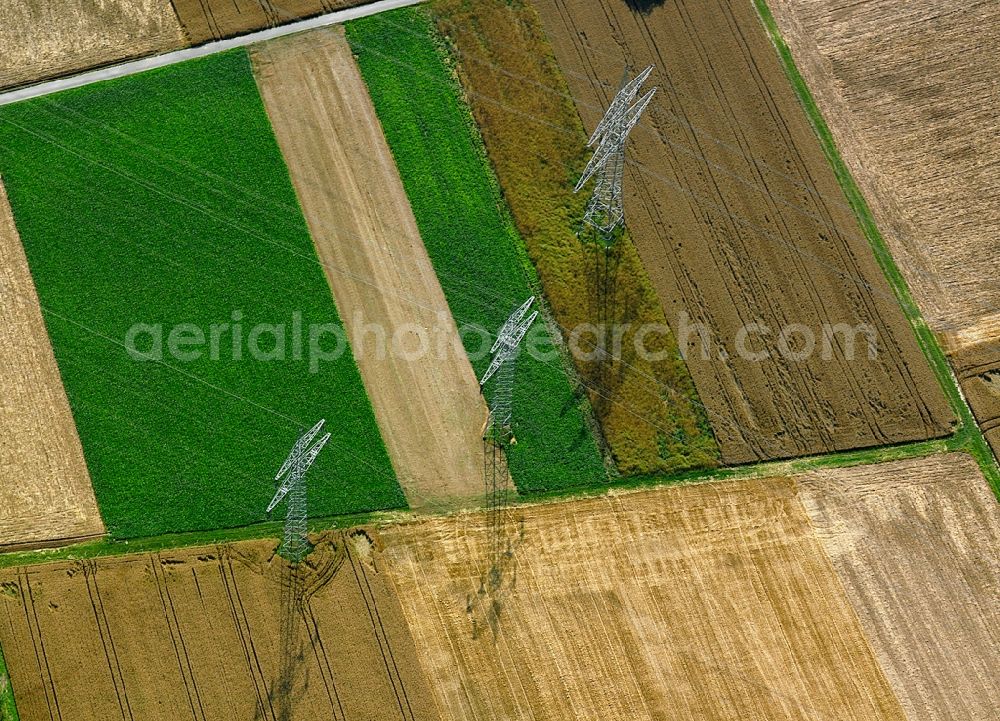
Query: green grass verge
[
  {"left": 0, "top": 640, "right": 17, "bottom": 721},
  {"left": 753, "top": 0, "right": 1000, "bottom": 498},
  {"left": 0, "top": 49, "right": 404, "bottom": 538},
  {"left": 346, "top": 8, "right": 607, "bottom": 493}
]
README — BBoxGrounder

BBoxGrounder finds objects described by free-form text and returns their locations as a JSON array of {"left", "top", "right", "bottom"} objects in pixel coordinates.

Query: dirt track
[
  {"left": 0, "top": 180, "right": 104, "bottom": 548},
  {"left": 532, "top": 0, "right": 952, "bottom": 463},
  {"left": 0, "top": 533, "right": 439, "bottom": 721},
  {"left": 798, "top": 454, "right": 1000, "bottom": 720},
  {"left": 0, "top": 0, "right": 185, "bottom": 91},
  {"left": 766, "top": 0, "right": 1000, "bottom": 352},
  {"left": 171, "top": 0, "right": 362, "bottom": 44},
  {"left": 382, "top": 479, "right": 905, "bottom": 720},
  {"left": 251, "top": 28, "right": 487, "bottom": 509}
]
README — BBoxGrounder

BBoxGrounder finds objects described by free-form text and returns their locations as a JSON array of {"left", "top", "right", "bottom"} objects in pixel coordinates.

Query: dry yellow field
[
  {"left": 766, "top": 0, "right": 1000, "bottom": 351},
  {"left": 0, "top": 0, "right": 186, "bottom": 91},
  {"left": 0, "top": 180, "right": 104, "bottom": 549},
  {"left": 798, "top": 454, "right": 1000, "bottom": 721},
  {"left": 250, "top": 27, "right": 488, "bottom": 509},
  {"left": 0, "top": 533, "right": 440, "bottom": 721},
  {"left": 381, "top": 478, "right": 906, "bottom": 720}
]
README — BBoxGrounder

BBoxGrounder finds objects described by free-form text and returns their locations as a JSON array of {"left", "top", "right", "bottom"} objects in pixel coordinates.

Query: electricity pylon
[
  {"left": 268, "top": 419, "right": 331, "bottom": 564},
  {"left": 470, "top": 298, "right": 537, "bottom": 638},
  {"left": 575, "top": 65, "right": 657, "bottom": 243},
  {"left": 267, "top": 420, "right": 330, "bottom": 717},
  {"left": 575, "top": 66, "right": 656, "bottom": 386}
]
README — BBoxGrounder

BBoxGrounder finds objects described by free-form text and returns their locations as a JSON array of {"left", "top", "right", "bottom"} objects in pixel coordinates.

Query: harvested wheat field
[
  {"left": 0, "top": 180, "right": 103, "bottom": 549},
  {"left": 0, "top": 532, "right": 438, "bottom": 721},
  {"left": 766, "top": 0, "right": 1000, "bottom": 352},
  {"left": 0, "top": 0, "right": 185, "bottom": 91},
  {"left": 798, "top": 453, "right": 1000, "bottom": 720},
  {"left": 532, "top": 0, "right": 952, "bottom": 463},
  {"left": 381, "top": 478, "right": 905, "bottom": 720},
  {"left": 250, "top": 27, "right": 487, "bottom": 509},
  {"left": 171, "top": 0, "right": 362, "bottom": 45}
]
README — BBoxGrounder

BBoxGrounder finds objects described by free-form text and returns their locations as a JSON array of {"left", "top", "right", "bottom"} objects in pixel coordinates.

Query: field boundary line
[
  {"left": 0, "top": 0, "right": 425, "bottom": 108},
  {"left": 753, "top": 0, "right": 1000, "bottom": 499}
]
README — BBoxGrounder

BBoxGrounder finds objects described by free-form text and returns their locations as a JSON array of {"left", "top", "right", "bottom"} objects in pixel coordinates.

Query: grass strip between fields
[
  {"left": 0, "top": 49, "right": 405, "bottom": 538},
  {"left": 346, "top": 8, "right": 608, "bottom": 494},
  {"left": 0, "top": 639, "right": 17, "bottom": 721},
  {"left": 754, "top": 0, "right": 1000, "bottom": 499}
]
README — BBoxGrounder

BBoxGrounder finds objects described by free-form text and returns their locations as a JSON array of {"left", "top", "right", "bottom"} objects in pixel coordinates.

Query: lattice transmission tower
[
  {"left": 265, "top": 420, "right": 330, "bottom": 716},
  {"left": 574, "top": 66, "right": 657, "bottom": 390},
  {"left": 268, "top": 419, "right": 331, "bottom": 564},
  {"left": 471, "top": 298, "right": 537, "bottom": 637},
  {"left": 575, "top": 65, "right": 657, "bottom": 244}
]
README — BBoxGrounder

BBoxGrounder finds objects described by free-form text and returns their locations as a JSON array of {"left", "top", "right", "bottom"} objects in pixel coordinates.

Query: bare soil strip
[
  {"left": 0, "top": 533, "right": 440, "bottom": 721},
  {"left": 381, "top": 479, "right": 906, "bottom": 720},
  {"left": 0, "top": 180, "right": 104, "bottom": 548},
  {"left": 172, "top": 0, "right": 363, "bottom": 45},
  {"left": 250, "top": 28, "right": 487, "bottom": 509},
  {"left": 0, "top": 0, "right": 185, "bottom": 91},
  {"left": 798, "top": 453, "right": 1000, "bottom": 721},
  {"left": 766, "top": 0, "right": 1000, "bottom": 352},
  {"left": 532, "top": 0, "right": 953, "bottom": 463}
]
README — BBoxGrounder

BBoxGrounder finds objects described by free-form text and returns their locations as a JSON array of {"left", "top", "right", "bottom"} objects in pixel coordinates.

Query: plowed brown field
[
  {"left": 0, "top": 533, "right": 439, "bottom": 721},
  {"left": 766, "top": 0, "right": 1000, "bottom": 352},
  {"left": 0, "top": 180, "right": 104, "bottom": 549},
  {"left": 798, "top": 454, "right": 1000, "bottom": 721},
  {"left": 250, "top": 27, "right": 487, "bottom": 509},
  {"left": 171, "top": 0, "right": 362, "bottom": 45},
  {"left": 532, "top": 0, "right": 952, "bottom": 463},
  {"left": 382, "top": 479, "right": 906, "bottom": 720},
  {"left": 0, "top": 0, "right": 185, "bottom": 91}
]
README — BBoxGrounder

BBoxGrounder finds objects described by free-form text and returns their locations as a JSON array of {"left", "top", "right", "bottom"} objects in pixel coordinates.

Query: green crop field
[
  {"left": 0, "top": 50, "right": 403, "bottom": 538},
  {"left": 347, "top": 9, "right": 607, "bottom": 493}
]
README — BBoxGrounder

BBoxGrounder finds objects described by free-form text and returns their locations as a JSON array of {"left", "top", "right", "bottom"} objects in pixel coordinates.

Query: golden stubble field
[
  {"left": 382, "top": 478, "right": 906, "bottom": 720},
  {"left": 798, "top": 454, "right": 1000, "bottom": 720},
  {"left": 249, "top": 27, "right": 488, "bottom": 509},
  {"left": 0, "top": 0, "right": 185, "bottom": 91},
  {"left": 0, "top": 533, "right": 440, "bottom": 721},
  {"left": 0, "top": 180, "right": 104, "bottom": 548},
  {"left": 380, "top": 453, "right": 998, "bottom": 720},
  {"left": 766, "top": 0, "right": 1000, "bottom": 353}
]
